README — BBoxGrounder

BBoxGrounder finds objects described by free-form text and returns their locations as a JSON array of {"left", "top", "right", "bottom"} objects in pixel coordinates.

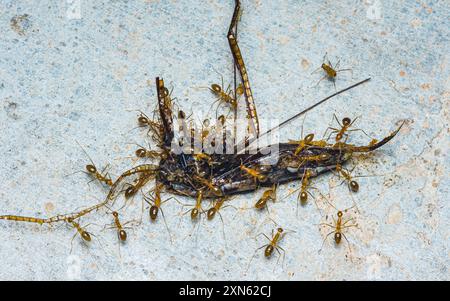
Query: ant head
[
  {"left": 277, "top": 228, "right": 284, "bottom": 233},
  {"left": 337, "top": 211, "right": 343, "bottom": 217},
  {"left": 211, "top": 84, "right": 222, "bottom": 93},
  {"left": 178, "top": 110, "right": 186, "bottom": 119},
  {"left": 342, "top": 117, "right": 351, "bottom": 126},
  {"left": 112, "top": 211, "right": 119, "bottom": 218}
]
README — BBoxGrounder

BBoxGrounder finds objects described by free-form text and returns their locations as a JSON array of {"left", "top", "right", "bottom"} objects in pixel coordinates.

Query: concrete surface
[{"left": 0, "top": 0, "right": 448, "bottom": 280}]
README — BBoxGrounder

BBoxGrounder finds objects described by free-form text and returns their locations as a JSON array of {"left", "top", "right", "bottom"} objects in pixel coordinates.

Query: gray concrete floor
[{"left": 0, "top": 0, "right": 448, "bottom": 280}]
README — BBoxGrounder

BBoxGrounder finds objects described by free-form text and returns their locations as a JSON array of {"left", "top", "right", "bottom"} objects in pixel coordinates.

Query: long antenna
[
  {"left": 259, "top": 77, "right": 371, "bottom": 139},
  {"left": 235, "top": 77, "right": 371, "bottom": 153}
]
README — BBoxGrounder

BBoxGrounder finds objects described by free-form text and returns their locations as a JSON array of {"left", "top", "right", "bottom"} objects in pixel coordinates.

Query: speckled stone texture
[{"left": 0, "top": 0, "right": 448, "bottom": 280}]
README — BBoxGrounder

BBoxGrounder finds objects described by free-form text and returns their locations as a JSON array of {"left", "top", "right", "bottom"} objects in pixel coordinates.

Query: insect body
[
  {"left": 0, "top": 0, "right": 404, "bottom": 259},
  {"left": 299, "top": 170, "right": 314, "bottom": 204},
  {"left": 335, "top": 164, "right": 359, "bottom": 192},
  {"left": 85, "top": 164, "right": 113, "bottom": 186},
  {"left": 289, "top": 133, "right": 315, "bottom": 155},
  {"left": 255, "top": 185, "right": 277, "bottom": 210},
  {"left": 143, "top": 183, "right": 173, "bottom": 242},
  {"left": 207, "top": 198, "right": 227, "bottom": 220},
  {"left": 75, "top": 141, "right": 113, "bottom": 187},
  {"left": 143, "top": 183, "right": 169, "bottom": 220},
  {"left": 262, "top": 228, "right": 285, "bottom": 258},
  {"left": 210, "top": 83, "right": 242, "bottom": 110},
  {"left": 324, "top": 115, "right": 361, "bottom": 143},
  {"left": 313, "top": 53, "right": 352, "bottom": 89},
  {"left": 319, "top": 209, "right": 358, "bottom": 253},
  {"left": 123, "top": 172, "right": 154, "bottom": 199},
  {"left": 240, "top": 163, "right": 268, "bottom": 183},
  {"left": 111, "top": 211, "right": 127, "bottom": 242},
  {"left": 134, "top": 143, "right": 167, "bottom": 161},
  {"left": 67, "top": 218, "right": 93, "bottom": 252},
  {"left": 193, "top": 175, "right": 223, "bottom": 197},
  {"left": 193, "top": 153, "right": 213, "bottom": 165},
  {"left": 189, "top": 190, "right": 204, "bottom": 220}
]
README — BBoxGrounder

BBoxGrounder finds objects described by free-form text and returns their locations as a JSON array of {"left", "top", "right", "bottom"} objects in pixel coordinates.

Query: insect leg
[
  {"left": 227, "top": 0, "right": 259, "bottom": 138},
  {"left": 318, "top": 230, "right": 335, "bottom": 253}
]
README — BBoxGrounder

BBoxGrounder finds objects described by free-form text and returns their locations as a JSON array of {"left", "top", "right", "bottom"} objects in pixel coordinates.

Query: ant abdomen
[
  {"left": 150, "top": 206, "right": 159, "bottom": 220},
  {"left": 207, "top": 208, "right": 216, "bottom": 220}
]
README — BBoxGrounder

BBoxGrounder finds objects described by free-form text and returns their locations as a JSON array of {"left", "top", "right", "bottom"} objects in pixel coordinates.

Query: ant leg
[
  {"left": 276, "top": 246, "right": 286, "bottom": 270},
  {"left": 341, "top": 223, "right": 358, "bottom": 229},
  {"left": 333, "top": 113, "right": 343, "bottom": 128},
  {"left": 341, "top": 232, "right": 354, "bottom": 257},
  {"left": 334, "top": 59, "right": 340, "bottom": 70},
  {"left": 318, "top": 222, "right": 335, "bottom": 228},
  {"left": 256, "top": 232, "right": 272, "bottom": 242},
  {"left": 318, "top": 231, "right": 335, "bottom": 253},
  {"left": 322, "top": 52, "right": 328, "bottom": 64},
  {"left": 245, "top": 244, "right": 267, "bottom": 273},
  {"left": 69, "top": 232, "right": 78, "bottom": 254},
  {"left": 347, "top": 128, "right": 374, "bottom": 140},
  {"left": 274, "top": 246, "right": 282, "bottom": 265},
  {"left": 307, "top": 189, "right": 322, "bottom": 215},
  {"left": 216, "top": 211, "right": 227, "bottom": 248},
  {"left": 337, "top": 68, "right": 353, "bottom": 77},
  {"left": 314, "top": 75, "right": 327, "bottom": 87},
  {"left": 324, "top": 128, "right": 339, "bottom": 142},
  {"left": 159, "top": 207, "right": 173, "bottom": 244},
  {"left": 311, "top": 65, "right": 322, "bottom": 75},
  {"left": 322, "top": 113, "right": 342, "bottom": 141}
]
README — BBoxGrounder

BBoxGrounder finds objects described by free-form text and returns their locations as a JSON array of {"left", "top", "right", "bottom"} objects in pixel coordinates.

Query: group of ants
[{"left": 2, "top": 54, "right": 382, "bottom": 269}]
